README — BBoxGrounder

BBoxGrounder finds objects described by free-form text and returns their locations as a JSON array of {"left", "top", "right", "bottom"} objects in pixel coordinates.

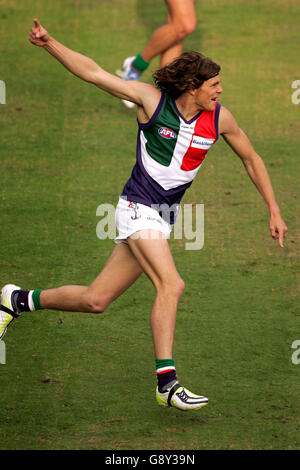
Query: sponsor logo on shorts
[
  {"left": 129, "top": 201, "right": 141, "bottom": 220},
  {"left": 158, "top": 127, "right": 177, "bottom": 140}
]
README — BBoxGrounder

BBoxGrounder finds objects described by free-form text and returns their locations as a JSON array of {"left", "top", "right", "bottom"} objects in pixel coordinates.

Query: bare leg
[
  {"left": 39, "top": 230, "right": 184, "bottom": 361},
  {"left": 40, "top": 243, "right": 143, "bottom": 312},
  {"left": 159, "top": 40, "right": 183, "bottom": 67},
  {"left": 128, "top": 230, "right": 184, "bottom": 359},
  {"left": 159, "top": 12, "right": 183, "bottom": 67},
  {"left": 141, "top": 0, "right": 197, "bottom": 64}
]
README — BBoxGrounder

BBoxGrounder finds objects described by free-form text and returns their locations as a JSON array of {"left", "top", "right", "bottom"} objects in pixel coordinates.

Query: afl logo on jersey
[{"left": 158, "top": 127, "right": 177, "bottom": 140}]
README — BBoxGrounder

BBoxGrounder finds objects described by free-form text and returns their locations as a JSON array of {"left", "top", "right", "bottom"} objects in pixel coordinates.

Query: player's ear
[{"left": 188, "top": 88, "right": 197, "bottom": 96}]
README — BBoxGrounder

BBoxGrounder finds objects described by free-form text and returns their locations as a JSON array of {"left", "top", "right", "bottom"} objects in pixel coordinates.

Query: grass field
[{"left": 0, "top": 0, "right": 299, "bottom": 450}]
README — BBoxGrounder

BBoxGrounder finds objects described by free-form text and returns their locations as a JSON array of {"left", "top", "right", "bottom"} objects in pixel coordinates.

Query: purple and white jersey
[{"left": 121, "top": 92, "right": 220, "bottom": 222}]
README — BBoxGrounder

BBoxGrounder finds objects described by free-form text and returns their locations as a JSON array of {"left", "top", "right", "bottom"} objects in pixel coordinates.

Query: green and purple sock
[
  {"left": 156, "top": 358, "right": 178, "bottom": 392},
  {"left": 13, "top": 289, "right": 43, "bottom": 313}
]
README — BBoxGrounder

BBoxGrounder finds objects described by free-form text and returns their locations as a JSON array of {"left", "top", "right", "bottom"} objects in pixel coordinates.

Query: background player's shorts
[{"left": 115, "top": 196, "right": 174, "bottom": 244}]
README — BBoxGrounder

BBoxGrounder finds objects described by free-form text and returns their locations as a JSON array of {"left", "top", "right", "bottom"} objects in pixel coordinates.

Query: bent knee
[
  {"left": 82, "top": 295, "right": 109, "bottom": 314},
  {"left": 158, "top": 277, "right": 185, "bottom": 299},
  {"left": 176, "top": 277, "right": 185, "bottom": 297},
  {"left": 174, "top": 18, "right": 197, "bottom": 40},
  {"left": 182, "top": 19, "right": 197, "bottom": 37},
  {"left": 169, "top": 277, "right": 185, "bottom": 298}
]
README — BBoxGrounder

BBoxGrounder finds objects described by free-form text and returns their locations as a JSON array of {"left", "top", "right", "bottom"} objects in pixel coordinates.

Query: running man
[
  {"left": 117, "top": 0, "right": 197, "bottom": 107},
  {"left": 0, "top": 19, "right": 287, "bottom": 411}
]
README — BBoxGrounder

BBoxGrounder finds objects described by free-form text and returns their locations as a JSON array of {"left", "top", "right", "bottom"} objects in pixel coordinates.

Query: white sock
[{"left": 28, "top": 290, "right": 35, "bottom": 311}]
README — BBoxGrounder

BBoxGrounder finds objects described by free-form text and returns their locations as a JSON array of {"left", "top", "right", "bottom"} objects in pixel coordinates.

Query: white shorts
[{"left": 114, "top": 197, "right": 174, "bottom": 244}]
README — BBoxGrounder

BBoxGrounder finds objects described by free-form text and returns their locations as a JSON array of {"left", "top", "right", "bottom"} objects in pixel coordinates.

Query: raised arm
[
  {"left": 28, "top": 19, "right": 161, "bottom": 118},
  {"left": 219, "top": 106, "right": 287, "bottom": 248}
]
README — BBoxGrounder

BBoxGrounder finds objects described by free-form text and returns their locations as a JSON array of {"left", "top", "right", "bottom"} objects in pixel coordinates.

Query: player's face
[{"left": 193, "top": 76, "right": 223, "bottom": 111}]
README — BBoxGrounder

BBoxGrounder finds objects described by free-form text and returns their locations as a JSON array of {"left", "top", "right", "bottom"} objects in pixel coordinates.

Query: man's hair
[{"left": 153, "top": 51, "right": 221, "bottom": 99}]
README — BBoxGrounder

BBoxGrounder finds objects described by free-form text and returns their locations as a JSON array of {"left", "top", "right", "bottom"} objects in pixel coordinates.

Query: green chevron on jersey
[{"left": 143, "top": 94, "right": 180, "bottom": 167}]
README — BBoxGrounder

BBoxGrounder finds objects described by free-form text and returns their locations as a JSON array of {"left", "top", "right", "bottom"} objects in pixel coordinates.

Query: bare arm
[
  {"left": 219, "top": 106, "right": 287, "bottom": 247},
  {"left": 28, "top": 19, "right": 161, "bottom": 119}
]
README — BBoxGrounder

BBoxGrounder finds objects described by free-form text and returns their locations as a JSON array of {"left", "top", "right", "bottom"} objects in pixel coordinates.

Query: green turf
[{"left": 0, "top": 0, "right": 299, "bottom": 450}]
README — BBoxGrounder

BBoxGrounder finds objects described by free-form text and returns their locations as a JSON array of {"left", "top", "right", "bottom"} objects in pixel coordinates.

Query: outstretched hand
[
  {"left": 269, "top": 212, "right": 288, "bottom": 248},
  {"left": 28, "top": 18, "right": 50, "bottom": 46}
]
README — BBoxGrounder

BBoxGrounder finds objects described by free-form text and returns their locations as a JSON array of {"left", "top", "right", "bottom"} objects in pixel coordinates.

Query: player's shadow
[{"left": 136, "top": 0, "right": 203, "bottom": 52}]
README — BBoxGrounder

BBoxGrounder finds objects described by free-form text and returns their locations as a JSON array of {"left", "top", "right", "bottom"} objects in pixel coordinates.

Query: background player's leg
[
  {"left": 39, "top": 243, "right": 143, "bottom": 312},
  {"left": 159, "top": 12, "right": 183, "bottom": 67},
  {"left": 116, "top": 0, "right": 196, "bottom": 108},
  {"left": 141, "top": 0, "right": 197, "bottom": 64}
]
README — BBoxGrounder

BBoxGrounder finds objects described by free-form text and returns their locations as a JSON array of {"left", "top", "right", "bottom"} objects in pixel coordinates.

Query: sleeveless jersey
[{"left": 121, "top": 92, "right": 220, "bottom": 221}]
